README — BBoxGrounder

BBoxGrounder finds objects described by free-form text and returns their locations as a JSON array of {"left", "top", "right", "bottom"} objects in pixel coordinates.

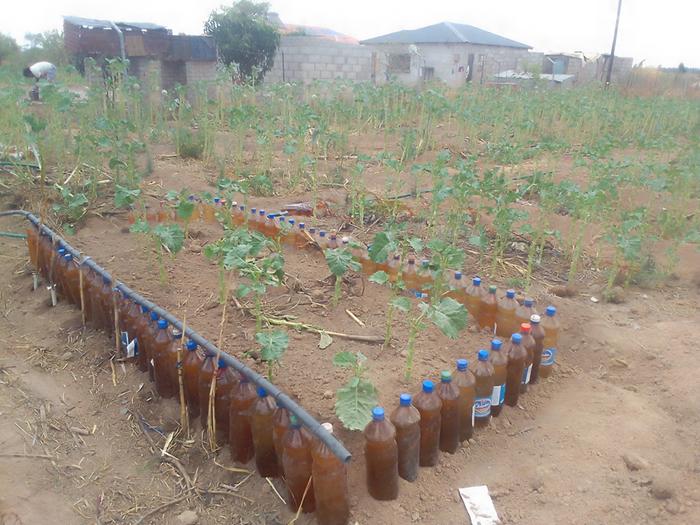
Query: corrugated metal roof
[
  {"left": 63, "top": 15, "right": 168, "bottom": 32},
  {"left": 361, "top": 21, "right": 530, "bottom": 49},
  {"left": 494, "top": 70, "right": 574, "bottom": 83}
]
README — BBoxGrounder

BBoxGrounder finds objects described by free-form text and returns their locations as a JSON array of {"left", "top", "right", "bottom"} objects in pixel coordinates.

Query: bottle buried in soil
[
  {"left": 541, "top": 305, "right": 560, "bottom": 350},
  {"left": 312, "top": 423, "right": 350, "bottom": 525},
  {"left": 250, "top": 387, "right": 280, "bottom": 478},
  {"left": 464, "top": 276, "right": 483, "bottom": 321},
  {"left": 163, "top": 329, "right": 184, "bottom": 397},
  {"left": 488, "top": 339, "right": 508, "bottom": 417},
  {"left": 474, "top": 350, "right": 495, "bottom": 428},
  {"left": 229, "top": 375, "right": 257, "bottom": 464},
  {"left": 413, "top": 380, "right": 442, "bottom": 467},
  {"left": 496, "top": 289, "right": 519, "bottom": 338},
  {"left": 182, "top": 340, "right": 202, "bottom": 420},
  {"left": 479, "top": 285, "right": 498, "bottom": 333},
  {"left": 214, "top": 359, "right": 238, "bottom": 445},
  {"left": 437, "top": 371, "right": 460, "bottom": 454},
  {"left": 519, "top": 323, "right": 535, "bottom": 393},
  {"left": 142, "top": 311, "right": 161, "bottom": 382},
  {"left": 197, "top": 350, "right": 216, "bottom": 429},
  {"left": 282, "top": 414, "right": 315, "bottom": 513},
  {"left": 153, "top": 321, "right": 176, "bottom": 398},
  {"left": 97, "top": 275, "right": 115, "bottom": 337},
  {"left": 364, "top": 406, "right": 399, "bottom": 501},
  {"left": 272, "top": 404, "right": 291, "bottom": 469},
  {"left": 516, "top": 298, "right": 538, "bottom": 329},
  {"left": 389, "top": 393, "right": 420, "bottom": 482},
  {"left": 62, "top": 253, "right": 80, "bottom": 305},
  {"left": 529, "top": 314, "right": 546, "bottom": 384},
  {"left": 446, "top": 271, "right": 467, "bottom": 304},
  {"left": 453, "top": 359, "right": 475, "bottom": 442},
  {"left": 505, "top": 333, "right": 526, "bottom": 407}
]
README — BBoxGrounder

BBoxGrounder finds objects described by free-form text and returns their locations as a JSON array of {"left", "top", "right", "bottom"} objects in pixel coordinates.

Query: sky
[{"left": 1, "top": 0, "right": 699, "bottom": 68}]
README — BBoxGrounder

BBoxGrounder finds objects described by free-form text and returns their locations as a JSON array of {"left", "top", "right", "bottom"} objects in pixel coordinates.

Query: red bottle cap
[{"left": 520, "top": 323, "right": 531, "bottom": 333}]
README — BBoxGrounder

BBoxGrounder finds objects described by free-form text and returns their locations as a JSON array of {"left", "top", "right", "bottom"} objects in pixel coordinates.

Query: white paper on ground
[{"left": 459, "top": 485, "right": 500, "bottom": 525}]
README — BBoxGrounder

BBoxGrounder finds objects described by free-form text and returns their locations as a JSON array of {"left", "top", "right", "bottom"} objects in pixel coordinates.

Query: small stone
[
  {"left": 665, "top": 500, "right": 681, "bottom": 515},
  {"left": 530, "top": 477, "right": 545, "bottom": 492},
  {"left": 189, "top": 243, "right": 202, "bottom": 254},
  {"left": 651, "top": 477, "right": 676, "bottom": 500},
  {"left": 61, "top": 351, "right": 73, "bottom": 361},
  {"left": 322, "top": 390, "right": 333, "bottom": 400},
  {"left": 177, "top": 510, "right": 199, "bottom": 525},
  {"left": 399, "top": 350, "right": 408, "bottom": 358},
  {"left": 623, "top": 385, "right": 639, "bottom": 393},
  {"left": 604, "top": 286, "right": 627, "bottom": 304}
]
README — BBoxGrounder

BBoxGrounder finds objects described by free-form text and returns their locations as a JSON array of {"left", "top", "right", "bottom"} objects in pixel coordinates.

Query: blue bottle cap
[
  {"left": 473, "top": 276, "right": 481, "bottom": 286},
  {"left": 239, "top": 205, "right": 245, "bottom": 211},
  {"left": 524, "top": 298, "right": 534, "bottom": 307},
  {"left": 440, "top": 370, "right": 452, "bottom": 382},
  {"left": 57, "top": 247, "right": 66, "bottom": 255},
  {"left": 491, "top": 339, "right": 503, "bottom": 350},
  {"left": 456, "top": 358, "right": 468, "bottom": 371},
  {"left": 213, "top": 197, "right": 220, "bottom": 204},
  {"left": 251, "top": 208, "right": 257, "bottom": 214},
  {"left": 186, "top": 340, "right": 197, "bottom": 351},
  {"left": 422, "top": 380, "right": 434, "bottom": 393},
  {"left": 141, "top": 305, "right": 149, "bottom": 314},
  {"left": 188, "top": 195, "right": 195, "bottom": 201},
  {"left": 259, "top": 209, "right": 266, "bottom": 215},
  {"left": 289, "top": 414, "right": 301, "bottom": 428},
  {"left": 298, "top": 222, "right": 305, "bottom": 229},
  {"left": 454, "top": 271, "right": 462, "bottom": 280},
  {"left": 420, "top": 259, "right": 429, "bottom": 267},
  {"left": 257, "top": 386, "right": 267, "bottom": 397},
  {"left": 511, "top": 333, "right": 523, "bottom": 344},
  {"left": 172, "top": 330, "right": 183, "bottom": 339},
  {"left": 64, "top": 253, "right": 73, "bottom": 261},
  {"left": 319, "top": 230, "right": 326, "bottom": 237},
  {"left": 372, "top": 406, "right": 385, "bottom": 421},
  {"left": 157, "top": 319, "right": 167, "bottom": 329},
  {"left": 217, "top": 358, "right": 227, "bottom": 368},
  {"left": 414, "top": 291, "right": 423, "bottom": 299},
  {"left": 506, "top": 289, "right": 516, "bottom": 298},
  {"left": 478, "top": 349, "right": 489, "bottom": 361},
  {"left": 267, "top": 214, "right": 275, "bottom": 219},
  {"left": 288, "top": 218, "right": 295, "bottom": 226},
  {"left": 309, "top": 227, "right": 316, "bottom": 234},
  {"left": 399, "top": 393, "right": 412, "bottom": 406},
  {"left": 150, "top": 311, "right": 159, "bottom": 321},
  {"left": 546, "top": 306, "right": 557, "bottom": 316},
  {"left": 279, "top": 216, "right": 286, "bottom": 223}
]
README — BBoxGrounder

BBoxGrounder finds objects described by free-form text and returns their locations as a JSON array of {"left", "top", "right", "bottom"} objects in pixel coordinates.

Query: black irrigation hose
[{"left": 0, "top": 209, "right": 352, "bottom": 463}]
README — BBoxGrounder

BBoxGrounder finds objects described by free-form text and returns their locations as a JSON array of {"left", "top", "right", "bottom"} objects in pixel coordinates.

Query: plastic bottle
[
  {"left": 229, "top": 375, "right": 257, "bottom": 464},
  {"left": 515, "top": 298, "right": 537, "bottom": 327},
  {"left": 312, "top": 423, "right": 350, "bottom": 525},
  {"left": 519, "top": 323, "right": 535, "bottom": 393},
  {"left": 488, "top": 339, "right": 508, "bottom": 417},
  {"left": 453, "top": 359, "right": 476, "bottom": 441},
  {"left": 541, "top": 305, "right": 560, "bottom": 349},
  {"left": 264, "top": 213, "right": 278, "bottom": 238},
  {"left": 474, "top": 349, "right": 495, "bottom": 428},
  {"left": 163, "top": 329, "right": 185, "bottom": 399},
  {"left": 465, "top": 276, "right": 483, "bottom": 320},
  {"left": 250, "top": 387, "right": 280, "bottom": 478},
  {"left": 133, "top": 306, "right": 151, "bottom": 373},
  {"left": 27, "top": 225, "right": 39, "bottom": 270},
  {"left": 389, "top": 393, "right": 420, "bottom": 482},
  {"left": 257, "top": 209, "right": 268, "bottom": 234},
  {"left": 529, "top": 314, "right": 546, "bottom": 384},
  {"left": 446, "top": 271, "right": 467, "bottom": 304},
  {"left": 282, "top": 415, "right": 315, "bottom": 513},
  {"left": 62, "top": 253, "right": 80, "bottom": 305},
  {"left": 479, "top": 285, "right": 498, "bottom": 333},
  {"left": 214, "top": 359, "right": 238, "bottom": 445},
  {"left": 182, "top": 340, "right": 203, "bottom": 420},
  {"left": 122, "top": 299, "right": 141, "bottom": 361},
  {"left": 198, "top": 350, "right": 216, "bottom": 429},
  {"left": 402, "top": 257, "right": 419, "bottom": 292},
  {"left": 247, "top": 207, "right": 258, "bottom": 230},
  {"left": 413, "top": 379, "right": 442, "bottom": 467},
  {"left": 364, "top": 406, "right": 399, "bottom": 501},
  {"left": 152, "top": 319, "right": 174, "bottom": 398},
  {"left": 496, "top": 289, "right": 519, "bottom": 337},
  {"left": 437, "top": 371, "right": 460, "bottom": 454},
  {"left": 142, "top": 311, "right": 161, "bottom": 381},
  {"left": 316, "top": 230, "right": 328, "bottom": 250},
  {"left": 416, "top": 259, "right": 432, "bottom": 292},
  {"left": 272, "top": 404, "right": 291, "bottom": 468},
  {"left": 505, "top": 333, "right": 526, "bottom": 407},
  {"left": 387, "top": 254, "right": 401, "bottom": 282},
  {"left": 294, "top": 222, "right": 309, "bottom": 249},
  {"left": 327, "top": 231, "right": 339, "bottom": 249},
  {"left": 203, "top": 199, "right": 217, "bottom": 223}
]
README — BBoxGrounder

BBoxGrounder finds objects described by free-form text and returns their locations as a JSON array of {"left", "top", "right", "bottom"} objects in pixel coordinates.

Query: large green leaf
[
  {"left": 332, "top": 351, "right": 357, "bottom": 368},
  {"left": 177, "top": 199, "right": 195, "bottom": 220},
  {"left": 256, "top": 329, "right": 289, "bottom": 364},
  {"left": 335, "top": 378, "right": 378, "bottom": 431},
  {"left": 368, "top": 271, "right": 389, "bottom": 285},
  {"left": 114, "top": 185, "right": 141, "bottom": 209},
  {"left": 420, "top": 297, "right": 468, "bottom": 339},
  {"left": 368, "top": 231, "right": 396, "bottom": 263},
  {"left": 390, "top": 296, "right": 411, "bottom": 313},
  {"left": 324, "top": 248, "right": 360, "bottom": 277},
  {"left": 129, "top": 218, "right": 151, "bottom": 234},
  {"left": 152, "top": 224, "right": 184, "bottom": 254}
]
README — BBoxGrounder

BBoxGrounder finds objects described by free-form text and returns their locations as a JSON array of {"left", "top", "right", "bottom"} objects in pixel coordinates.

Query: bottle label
[
  {"left": 521, "top": 365, "right": 533, "bottom": 384},
  {"left": 474, "top": 396, "right": 491, "bottom": 419},
  {"left": 471, "top": 404, "right": 475, "bottom": 427},
  {"left": 120, "top": 332, "right": 138, "bottom": 358},
  {"left": 490, "top": 384, "right": 505, "bottom": 407},
  {"left": 541, "top": 348, "right": 556, "bottom": 366}
]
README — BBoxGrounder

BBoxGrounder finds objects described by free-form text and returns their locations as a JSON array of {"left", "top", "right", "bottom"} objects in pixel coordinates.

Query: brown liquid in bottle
[
  {"left": 437, "top": 371, "right": 460, "bottom": 454},
  {"left": 163, "top": 331, "right": 184, "bottom": 398},
  {"left": 474, "top": 350, "right": 495, "bottom": 428},
  {"left": 389, "top": 393, "right": 420, "bottom": 482},
  {"left": 515, "top": 298, "right": 537, "bottom": 328},
  {"left": 250, "top": 387, "right": 280, "bottom": 478},
  {"left": 364, "top": 406, "right": 399, "bottom": 501},
  {"left": 229, "top": 376, "right": 257, "bottom": 464},
  {"left": 529, "top": 315, "right": 546, "bottom": 384},
  {"left": 27, "top": 226, "right": 39, "bottom": 270},
  {"left": 132, "top": 306, "right": 151, "bottom": 373},
  {"left": 198, "top": 351, "right": 216, "bottom": 429},
  {"left": 312, "top": 423, "right": 350, "bottom": 525},
  {"left": 495, "top": 289, "right": 519, "bottom": 338},
  {"left": 413, "top": 380, "right": 442, "bottom": 467},
  {"left": 541, "top": 305, "right": 560, "bottom": 351},
  {"left": 214, "top": 360, "right": 238, "bottom": 445},
  {"left": 453, "top": 359, "right": 476, "bottom": 441},
  {"left": 505, "top": 333, "right": 526, "bottom": 407},
  {"left": 152, "top": 319, "right": 173, "bottom": 397},
  {"left": 272, "top": 405, "right": 291, "bottom": 469},
  {"left": 479, "top": 285, "right": 498, "bottom": 332},
  {"left": 519, "top": 323, "right": 535, "bottom": 393},
  {"left": 465, "top": 276, "right": 483, "bottom": 320},
  {"left": 62, "top": 253, "right": 80, "bottom": 305},
  {"left": 97, "top": 276, "right": 115, "bottom": 336},
  {"left": 282, "top": 415, "right": 315, "bottom": 513},
  {"left": 182, "top": 340, "right": 203, "bottom": 420},
  {"left": 488, "top": 339, "right": 508, "bottom": 417}
]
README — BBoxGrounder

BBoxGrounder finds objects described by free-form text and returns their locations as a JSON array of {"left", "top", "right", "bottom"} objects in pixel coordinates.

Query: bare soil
[{"left": 1, "top": 145, "right": 699, "bottom": 525}]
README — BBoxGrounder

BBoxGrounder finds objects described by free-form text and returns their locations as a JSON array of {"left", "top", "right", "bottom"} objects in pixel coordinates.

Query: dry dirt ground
[{"left": 1, "top": 152, "right": 700, "bottom": 525}]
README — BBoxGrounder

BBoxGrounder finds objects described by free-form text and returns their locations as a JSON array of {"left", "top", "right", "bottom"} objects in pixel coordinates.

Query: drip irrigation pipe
[{"left": 0, "top": 209, "right": 352, "bottom": 463}]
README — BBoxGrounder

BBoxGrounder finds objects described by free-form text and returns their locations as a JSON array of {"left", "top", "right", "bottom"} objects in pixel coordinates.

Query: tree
[
  {"left": 204, "top": 1, "right": 280, "bottom": 82},
  {"left": 678, "top": 62, "right": 686, "bottom": 74},
  {"left": 0, "top": 33, "right": 18, "bottom": 65},
  {"left": 23, "top": 30, "right": 68, "bottom": 66}
]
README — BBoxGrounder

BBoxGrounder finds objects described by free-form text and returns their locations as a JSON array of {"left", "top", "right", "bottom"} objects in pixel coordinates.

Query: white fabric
[{"left": 29, "top": 62, "right": 56, "bottom": 81}]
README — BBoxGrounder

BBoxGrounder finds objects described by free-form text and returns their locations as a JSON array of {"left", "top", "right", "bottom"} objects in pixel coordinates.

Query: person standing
[{"left": 23, "top": 61, "right": 57, "bottom": 100}]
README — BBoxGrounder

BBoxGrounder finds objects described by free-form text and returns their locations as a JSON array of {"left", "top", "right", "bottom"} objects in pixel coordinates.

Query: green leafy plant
[
  {"left": 114, "top": 184, "right": 141, "bottom": 209},
  {"left": 324, "top": 247, "right": 361, "bottom": 307},
  {"left": 256, "top": 329, "right": 289, "bottom": 381},
  {"left": 130, "top": 220, "right": 184, "bottom": 283},
  {"left": 333, "top": 351, "right": 378, "bottom": 431}
]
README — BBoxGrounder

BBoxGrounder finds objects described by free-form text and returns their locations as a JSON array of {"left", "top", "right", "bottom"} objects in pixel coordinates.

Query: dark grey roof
[
  {"left": 360, "top": 21, "right": 530, "bottom": 49},
  {"left": 64, "top": 15, "right": 168, "bottom": 32}
]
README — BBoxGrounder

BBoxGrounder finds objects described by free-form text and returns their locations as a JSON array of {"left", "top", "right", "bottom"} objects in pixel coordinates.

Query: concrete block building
[
  {"left": 63, "top": 16, "right": 218, "bottom": 91},
  {"left": 361, "top": 22, "right": 537, "bottom": 87},
  {"left": 543, "top": 52, "right": 634, "bottom": 84}
]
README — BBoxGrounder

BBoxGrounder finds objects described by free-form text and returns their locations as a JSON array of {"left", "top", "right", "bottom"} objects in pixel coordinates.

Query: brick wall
[{"left": 265, "top": 36, "right": 372, "bottom": 83}]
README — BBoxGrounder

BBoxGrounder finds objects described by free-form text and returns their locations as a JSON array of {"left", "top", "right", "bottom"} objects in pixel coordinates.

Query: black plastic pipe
[{"left": 0, "top": 209, "right": 351, "bottom": 463}]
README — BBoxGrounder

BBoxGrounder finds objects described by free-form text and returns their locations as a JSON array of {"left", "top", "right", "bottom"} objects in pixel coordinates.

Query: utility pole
[{"left": 605, "top": 0, "right": 623, "bottom": 86}]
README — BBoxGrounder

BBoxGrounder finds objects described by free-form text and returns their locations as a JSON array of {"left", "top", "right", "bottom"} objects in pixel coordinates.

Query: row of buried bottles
[
  {"left": 26, "top": 225, "right": 350, "bottom": 525},
  {"left": 364, "top": 318, "right": 559, "bottom": 501},
  {"left": 132, "top": 197, "right": 558, "bottom": 337}
]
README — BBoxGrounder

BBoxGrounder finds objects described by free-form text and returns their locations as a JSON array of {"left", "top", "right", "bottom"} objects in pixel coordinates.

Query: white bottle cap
[
  {"left": 530, "top": 314, "right": 541, "bottom": 323},
  {"left": 321, "top": 422, "right": 334, "bottom": 434}
]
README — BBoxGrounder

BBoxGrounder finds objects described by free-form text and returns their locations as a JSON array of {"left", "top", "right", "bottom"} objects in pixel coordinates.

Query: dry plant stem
[
  {"left": 112, "top": 290, "right": 120, "bottom": 357},
  {"left": 288, "top": 475, "right": 313, "bottom": 525},
  {"left": 78, "top": 262, "right": 85, "bottom": 326},
  {"left": 208, "top": 272, "right": 233, "bottom": 451},
  {"left": 265, "top": 316, "right": 383, "bottom": 344},
  {"left": 178, "top": 313, "right": 189, "bottom": 436}
]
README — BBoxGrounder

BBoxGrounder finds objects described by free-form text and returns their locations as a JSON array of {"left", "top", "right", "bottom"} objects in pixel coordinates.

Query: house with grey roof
[{"left": 361, "top": 22, "right": 541, "bottom": 86}]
